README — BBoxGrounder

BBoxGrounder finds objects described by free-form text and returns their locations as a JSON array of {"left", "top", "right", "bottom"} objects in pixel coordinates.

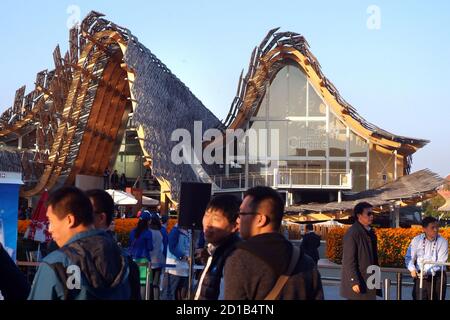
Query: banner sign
[{"left": 0, "top": 171, "right": 23, "bottom": 260}]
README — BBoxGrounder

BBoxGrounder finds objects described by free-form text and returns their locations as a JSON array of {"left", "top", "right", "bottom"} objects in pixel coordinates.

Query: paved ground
[
  {"left": 318, "top": 259, "right": 449, "bottom": 300},
  {"left": 313, "top": 241, "right": 449, "bottom": 300}
]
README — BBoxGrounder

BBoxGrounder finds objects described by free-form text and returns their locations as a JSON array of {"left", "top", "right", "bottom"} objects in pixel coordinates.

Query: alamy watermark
[
  {"left": 169, "top": 121, "right": 329, "bottom": 167},
  {"left": 66, "top": 5, "right": 81, "bottom": 29},
  {"left": 366, "top": 5, "right": 381, "bottom": 30}
]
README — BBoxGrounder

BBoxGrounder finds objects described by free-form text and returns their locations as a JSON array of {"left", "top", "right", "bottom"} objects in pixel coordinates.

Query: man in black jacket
[
  {"left": 0, "top": 242, "right": 30, "bottom": 300},
  {"left": 223, "top": 186, "right": 323, "bottom": 300},
  {"left": 110, "top": 170, "right": 119, "bottom": 190},
  {"left": 340, "top": 202, "right": 382, "bottom": 300},
  {"left": 86, "top": 189, "right": 141, "bottom": 300},
  {"left": 194, "top": 194, "right": 241, "bottom": 300},
  {"left": 301, "top": 223, "right": 321, "bottom": 265}
]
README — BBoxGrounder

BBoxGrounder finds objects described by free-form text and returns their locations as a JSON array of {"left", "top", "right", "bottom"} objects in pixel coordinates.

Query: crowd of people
[
  {"left": 103, "top": 168, "right": 127, "bottom": 190},
  {"left": 0, "top": 186, "right": 448, "bottom": 300}
]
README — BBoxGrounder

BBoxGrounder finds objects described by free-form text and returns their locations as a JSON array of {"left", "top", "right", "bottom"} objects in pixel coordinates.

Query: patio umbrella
[
  {"left": 315, "top": 219, "right": 344, "bottom": 227},
  {"left": 142, "top": 196, "right": 159, "bottom": 206},
  {"left": 24, "top": 190, "right": 52, "bottom": 243},
  {"left": 105, "top": 189, "right": 138, "bottom": 205}
]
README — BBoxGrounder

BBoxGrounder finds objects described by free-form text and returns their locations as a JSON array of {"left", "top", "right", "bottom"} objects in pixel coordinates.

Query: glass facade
[
  {"left": 242, "top": 61, "right": 369, "bottom": 191},
  {"left": 112, "top": 116, "right": 159, "bottom": 191}
]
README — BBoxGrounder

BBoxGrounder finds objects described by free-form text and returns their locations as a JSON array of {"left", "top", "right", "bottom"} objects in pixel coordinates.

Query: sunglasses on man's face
[
  {"left": 237, "top": 211, "right": 259, "bottom": 216},
  {"left": 366, "top": 211, "right": 373, "bottom": 216}
]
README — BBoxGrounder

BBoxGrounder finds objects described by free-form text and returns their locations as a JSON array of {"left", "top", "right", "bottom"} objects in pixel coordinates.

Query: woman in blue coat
[{"left": 129, "top": 211, "right": 153, "bottom": 298}]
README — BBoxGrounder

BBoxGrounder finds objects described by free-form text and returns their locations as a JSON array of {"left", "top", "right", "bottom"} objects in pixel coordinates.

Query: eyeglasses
[
  {"left": 237, "top": 211, "right": 259, "bottom": 216},
  {"left": 367, "top": 211, "right": 373, "bottom": 216},
  {"left": 237, "top": 211, "right": 271, "bottom": 223}
]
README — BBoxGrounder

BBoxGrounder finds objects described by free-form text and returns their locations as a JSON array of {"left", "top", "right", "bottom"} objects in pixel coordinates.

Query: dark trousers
[
  {"left": 103, "top": 176, "right": 109, "bottom": 189},
  {"left": 413, "top": 273, "right": 447, "bottom": 300},
  {"left": 161, "top": 273, "right": 188, "bottom": 300},
  {"left": 150, "top": 268, "right": 162, "bottom": 300}
]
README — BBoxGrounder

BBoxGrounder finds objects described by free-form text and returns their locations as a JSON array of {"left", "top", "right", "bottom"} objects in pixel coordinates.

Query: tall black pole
[{"left": 187, "top": 228, "right": 194, "bottom": 300}]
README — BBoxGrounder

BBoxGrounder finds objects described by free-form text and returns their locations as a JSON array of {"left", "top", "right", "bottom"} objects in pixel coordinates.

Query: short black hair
[
  {"left": 353, "top": 202, "right": 373, "bottom": 218},
  {"left": 206, "top": 194, "right": 241, "bottom": 224},
  {"left": 421, "top": 216, "right": 438, "bottom": 228},
  {"left": 244, "top": 186, "right": 284, "bottom": 230},
  {"left": 306, "top": 223, "right": 314, "bottom": 231},
  {"left": 85, "top": 189, "right": 115, "bottom": 227},
  {"left": 47, "top": 186, "right": 94, "bottom": 227}
]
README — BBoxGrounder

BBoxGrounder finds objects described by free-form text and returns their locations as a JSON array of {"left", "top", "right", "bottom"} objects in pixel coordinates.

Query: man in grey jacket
[
  {"left": 340, "top": 202, "right": 382, "bottom": 300},
  {"left": 223, "top": 186, "right": 323, "bottom": 300}
]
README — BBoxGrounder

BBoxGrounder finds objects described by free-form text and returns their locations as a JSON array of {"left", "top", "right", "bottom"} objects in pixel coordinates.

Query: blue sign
[{"left": 0, "top": 183, "right": 21, "bottom": 260}]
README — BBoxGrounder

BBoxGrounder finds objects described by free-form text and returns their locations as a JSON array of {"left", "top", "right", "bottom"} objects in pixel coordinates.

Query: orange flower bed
[
  {"left": 18, "top": 217, "right": 178, "bottom": 247},
  {"left": 326, "top": 227, "right": 349, "bottom": 265},
  {"left": 327, "top": 227, "right": 450, "bottom": 267},
  {"left": 114, "top": 217, "right": 178, "bottom": 246},
  {"left": 18, "top": 220, "right": 31, "bottom": 234},
  {"left": 114, "top": 217, "right": 178, "bottom": 234},
  {"left": 114, "top": 218, "right": 139, "bottom": 234}
]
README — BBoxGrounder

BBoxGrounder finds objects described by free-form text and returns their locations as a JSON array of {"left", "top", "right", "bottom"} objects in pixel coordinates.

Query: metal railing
[
  {"left": 418, "top": 261, "right": 450, "bottom": 301},
  {"left": 317, "top": 260, "right": 450, "bottom": 300},
  {"left": 212, "top": 169, "right": 352, "bottom": 190}
]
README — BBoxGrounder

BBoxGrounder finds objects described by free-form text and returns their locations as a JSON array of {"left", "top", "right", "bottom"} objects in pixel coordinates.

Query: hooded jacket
[{"left": 28, "top": 229, "right": 131, "bottom": 300}]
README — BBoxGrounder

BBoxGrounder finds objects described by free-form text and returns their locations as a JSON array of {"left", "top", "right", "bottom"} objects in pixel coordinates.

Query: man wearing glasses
[
  {"left": 405, "top": 216, "right": 448, "bottom": 300},
  {"left": 340, "top": 202, "right": 382, "bottom": 300},
  {"left": 223, "top": 186, "right": 323, "bottom": 300}
]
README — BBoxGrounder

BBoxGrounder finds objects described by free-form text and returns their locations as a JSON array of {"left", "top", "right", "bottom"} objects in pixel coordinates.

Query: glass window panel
[
  {"left": 255, "top": 84, "right": 268, "bottom": 118},
  {"left": 248, "top": 120, "right": 267, "bottom": 162},
  {"left": 287, "top": 121, "right": 307, "bottom": 156},
  {"left": 286, "top": 160, "right": 308, "bottom": 169},
  {"left": 283, "top": 160, "right": 308, "bottom": 185},
  {"left": 307, "top": 122, "right": 327, "bottom": 157},
  {"left": 269, "top": 121, "right": 288, "bottom": 158},
  {"left": 350, "top": 131, "right": 368, "bottom": 157},
  {"left": 329, "top": 113, "right": 347, "bottom": 157},
  {"left": 306, "top": 160, "right": 326, "bottom": 185},
  {"left": 308, "top": 83, "right": 326, "bottom": 116},
  {"left": 268, "top": 67, "right": 288, "bottom": 118},
  {"left": 350, "top": 161, "right": 367, "bottom": 192},
  {"left": 287, "top": 65, "right": 307, "bottom": 117},
  {"left": 329, "top": 161, "right": 346, "bottom": 185}
]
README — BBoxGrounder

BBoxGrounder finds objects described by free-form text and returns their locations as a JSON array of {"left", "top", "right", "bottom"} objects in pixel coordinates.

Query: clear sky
[{"left": 0, "top": 0, "right": 449, "bottom": 176}]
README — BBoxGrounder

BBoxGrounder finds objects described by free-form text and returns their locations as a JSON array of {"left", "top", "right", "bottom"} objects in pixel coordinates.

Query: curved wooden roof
[
  {"left": 0, "top": 11, "right": 221, "bottom": 199},
  {"left": 223, "top": 28, "right": 429, "bottom": 155}
]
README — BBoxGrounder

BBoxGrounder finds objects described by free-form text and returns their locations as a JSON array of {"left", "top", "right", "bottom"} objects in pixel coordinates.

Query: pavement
[{"left": 316, "top": 248, "right": 449, "bottom": 300}]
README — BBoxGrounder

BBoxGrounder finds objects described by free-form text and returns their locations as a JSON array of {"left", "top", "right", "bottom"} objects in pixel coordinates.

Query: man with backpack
[
  {"left": 223, "top": 186, "right": 323, "bottom": 300},
  {"left": 28, "top": 187, "right": 132, "bottom": 300}
]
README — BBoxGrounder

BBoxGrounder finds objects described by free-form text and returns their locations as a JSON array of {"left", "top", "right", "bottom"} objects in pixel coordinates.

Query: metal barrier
[
  {"left": 418, "top": 261, "right": 450, "bottom": 301},
  {"left": 384, "top": 279, "right": 391, "bottom": 300},
  {"left": 211, "top": 169, "right": 352, "bottom": 190},
  {"left": 317, "top": 260, "right": 450, "bottom": 300}
]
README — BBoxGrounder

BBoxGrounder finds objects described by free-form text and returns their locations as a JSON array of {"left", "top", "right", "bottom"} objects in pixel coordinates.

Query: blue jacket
[
  {"left": 167, "top": 225, "right": 189, "bottom": 260},
  {"left": 129, "top": 228, "right": 153, "bottom": 260},
  {"left": 167, "top": 227, "right": 205, "bottom": 259},
  {"left": 28, "top": 229, "right": 131, "bottom": 300}
]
